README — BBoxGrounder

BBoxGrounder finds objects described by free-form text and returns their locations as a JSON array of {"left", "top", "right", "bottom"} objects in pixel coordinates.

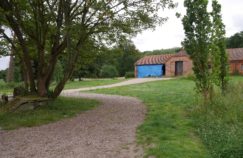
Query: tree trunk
[
  {"left": 52, "top": 80, "right": 66, "bottom": 98},
  {"left": 6, "top": 55, "right": 14, "bottom": 82},
  {"left": 37, "top": 78, "right": 48, "bottom": 97}
]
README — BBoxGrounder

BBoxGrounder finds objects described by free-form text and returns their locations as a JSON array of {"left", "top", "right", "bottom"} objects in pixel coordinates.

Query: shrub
[
  {"left": 125, "top": 71, "right": 134, "bottom": 78},
  {"left": 192, "top": 82, "right": 243, "bottom": 158},
  {"left": 13, "top": 86, "right": 29, "bottom": 97},
  {"left": 100, "top": 65, "right": 118, "bottom": 78},
  {"left": 182, "top": 74, "right": 196, "bottom": 80}
]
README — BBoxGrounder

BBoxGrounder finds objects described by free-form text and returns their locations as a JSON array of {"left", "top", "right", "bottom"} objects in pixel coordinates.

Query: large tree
[
  {"left": 0, "top": 0, "right": 175, "bottom": 98},
  {"left": 183, "top": 0, "right": 213, "bottom": 100},
  {"left": 183, "top": 0, "right": 228, "bottom": 101}
]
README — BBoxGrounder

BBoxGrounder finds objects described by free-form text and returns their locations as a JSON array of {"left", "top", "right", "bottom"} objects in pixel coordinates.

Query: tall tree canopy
[
  {"left": 72, "top": 39, "right": 140, "bottom": 79},
  {"left": 183, "top": 0, "right": 228, "bottom": 101},
  {"left": 0, "top": 0, "right": 175, "bottom": 98},
  {"left": 211, "top": 0, "right": 228, "bottom": 93},
  {"left": 183, "top": 0, "right": 212, "bottom": 100}
]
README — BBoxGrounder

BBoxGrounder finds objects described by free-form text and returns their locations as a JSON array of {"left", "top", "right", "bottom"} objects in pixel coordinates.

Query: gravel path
[{"left": 0, "top": 92, "right": 146, "bottom": 158}]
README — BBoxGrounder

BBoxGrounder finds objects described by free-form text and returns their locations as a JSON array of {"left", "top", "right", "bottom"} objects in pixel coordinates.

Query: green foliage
[
  {"left": 183, "top": 0, "right": 228, "bottom": 99},
  {"left": 193, "top": 82, "right": 243, "bottom": 158},
  {"left": 53, "top": 60, "right": 64, "bottom": 83},
  {"left": 0, "top": 80, "right": 22, "bottom": 94},
  {"left": 0, "top": 69, "right": 6, "bottom": 81},
  {"left": 183, "top": 0, "right": 213, "bottom": 100},
  {"left": 226, "top": 31, "right": 243, "bottom": 48},
  {"left": 117, "top": 40, "right": 141, "bottom": 76},
  {"left": 72, "top": 39, "right": 140, "bottom": 78},
  {"left": 13, "top": 66, "right": 22, "bottom": 82},
  {"left": 0, "top": 97, "right": 98, "bottom": 130},
  {"left": 0, "top": 0, "right": 176, "bottom": 97},
  {"left": 142, "top": 47, "right": 181, "bottom": 55},
  {"left": 100, "top": 65, "right": 118, "bottom": 78},
  {"left": 211, "top": 0, "right": 229, "bottom": 93},
  {"left": 125, "top": 71, "right": 135, "bottom": 78}
]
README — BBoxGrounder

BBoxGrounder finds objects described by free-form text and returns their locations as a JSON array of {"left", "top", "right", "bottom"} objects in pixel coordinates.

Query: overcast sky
[
  {"left": 1, "top": 0, "right": 243, "bottom": 70},
  {"left": 132, "top": 0, "right": 243, "bottom": 51}
]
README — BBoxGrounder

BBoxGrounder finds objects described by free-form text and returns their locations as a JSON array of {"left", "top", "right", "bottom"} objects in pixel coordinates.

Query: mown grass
[
  {"left": 0, "top": 80, "right": 21, "bottom": 94},
  {"left": 63, "top": 78, "right": 125, "bottom": 89},
  {"left": 0, "top": 97, "right": 99, "bottom": 130},
  {"left": 92, "top": 79, "right": 210, "bottom": 158},
  {"left": 0, "top": 78, "right": 126, "bottom": 94},
  {"left": 92, "top": 76, "right": 243, "bottom": 158}
]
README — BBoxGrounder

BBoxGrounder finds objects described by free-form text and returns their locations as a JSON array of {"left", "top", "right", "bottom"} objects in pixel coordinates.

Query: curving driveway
[
  {"left": 0, "top": 78, "right": 170, "bottom": 157},
  {"left": 0, "top": 92, "right": 146, "bottom": 158}
]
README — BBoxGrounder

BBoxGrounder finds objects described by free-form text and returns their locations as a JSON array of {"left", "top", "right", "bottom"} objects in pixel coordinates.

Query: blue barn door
[{"left": 137, "top": 65, "right": 163, "bottom": 78}]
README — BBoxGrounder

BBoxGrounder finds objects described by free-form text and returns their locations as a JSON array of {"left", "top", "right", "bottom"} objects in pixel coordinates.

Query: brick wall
[
  {"left": 230, "top": 61, "right": 243, "bottom": 75},
  {"left": 134, "top": 66, "right": 137, "bottom": 77},
  {"left": 165, "top": 56, "right": 193, "bottom": 77}
]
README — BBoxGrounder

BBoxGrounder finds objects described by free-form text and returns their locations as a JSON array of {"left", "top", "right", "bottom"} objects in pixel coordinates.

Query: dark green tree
[
  {"left": 226, "top": 31, "right": 243, "bottom": 48},
  {"left": 142, "top": 47, "right": 181, "bottom": 55},
  {"left": 100, "top": 65, "right": 118, "bottom": 78},
  {"left": 116, "top": 39, "right": 141, "bottom": 76},
  {"left": 0, "top": 69, "right": 7, "bottom": 81},
  {"left": 0, "top": 0, "right": 175, "bottom": 98}
]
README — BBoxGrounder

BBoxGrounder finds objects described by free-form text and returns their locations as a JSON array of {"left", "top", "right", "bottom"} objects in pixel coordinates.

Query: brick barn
[
  {"left": 228, "top": 48, "right": 243, "bottom": 75},
  {"left": 135, "top": 48, "right": 243, "bottom": 78},
  {"left": 135, "top": 50, "right": 193, "bottom": 78}
]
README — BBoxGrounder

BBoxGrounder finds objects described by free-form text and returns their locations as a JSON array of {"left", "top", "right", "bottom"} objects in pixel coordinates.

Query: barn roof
[
  {"left": 227, "top": 48, "right": 243, "bottom": 61},
  {"left": 135, "top": 48, "right": 243, "bottom": 65},
  {"left": 135, "top": 50, "right": 188, "bottom": 65}
]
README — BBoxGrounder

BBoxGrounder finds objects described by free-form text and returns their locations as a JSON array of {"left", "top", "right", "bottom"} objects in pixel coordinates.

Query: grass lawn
[
  {"left": 63, "top": 78, "right": 126, "bottom": 89},
  {"left": 0, "top": 78, "right": 126, "bottom": 94},
  {"left": 0, "top": 97, "right": 99, "bottom": 130},
  {"left": 92, "top": 76, "right": 243, "bottom": 158},
  {"left": 0, "top": 80, "right": 21, "bottom": 94}
]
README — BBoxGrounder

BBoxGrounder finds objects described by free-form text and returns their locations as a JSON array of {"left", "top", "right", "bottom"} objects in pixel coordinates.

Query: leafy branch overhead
[{"left": 0, "top": 0, "right": 175, "bottom": 98}]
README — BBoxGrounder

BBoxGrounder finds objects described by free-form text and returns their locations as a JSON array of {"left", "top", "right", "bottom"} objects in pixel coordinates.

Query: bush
[
  {"left": 13, "top": 86, "right": 29, "bottom": 97},
  {"left": 100, "top": 65, "right": 118, "bottom": 78},
  {"left": 192, "top": 83, "right": 243, "bottom": 158},
  {"left": 182, "top": 74, "right": 196, "bottom": 80},
  {"left": 125, "top": 71, "right": 134, "bottom": 78}
]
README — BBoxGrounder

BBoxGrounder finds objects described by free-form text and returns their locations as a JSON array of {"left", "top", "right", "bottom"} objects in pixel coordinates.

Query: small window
[{"left": 241, "top": 64, "right": 243, "bottom": 71}]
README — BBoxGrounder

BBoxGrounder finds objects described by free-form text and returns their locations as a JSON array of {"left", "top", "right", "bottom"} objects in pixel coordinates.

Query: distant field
[
  {"left": 0, "top": 78, "right": 126, "bottom": 94},
  {"left": 0, "top": 80, "right": 21, "bottom": 94},
  {"left": 63, "top": 78, "right": 126, "bottom": 90}
]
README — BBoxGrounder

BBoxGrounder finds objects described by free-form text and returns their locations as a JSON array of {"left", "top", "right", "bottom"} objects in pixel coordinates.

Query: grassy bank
[
  {"left": 192, "top": 82, "right": 243, "bottom": 158},
  {"left": 0, "top": 97, "right": 99, "bottom": 130},
  {"left": 92, "top": 77, "right": 243, "bottom": 158}
]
